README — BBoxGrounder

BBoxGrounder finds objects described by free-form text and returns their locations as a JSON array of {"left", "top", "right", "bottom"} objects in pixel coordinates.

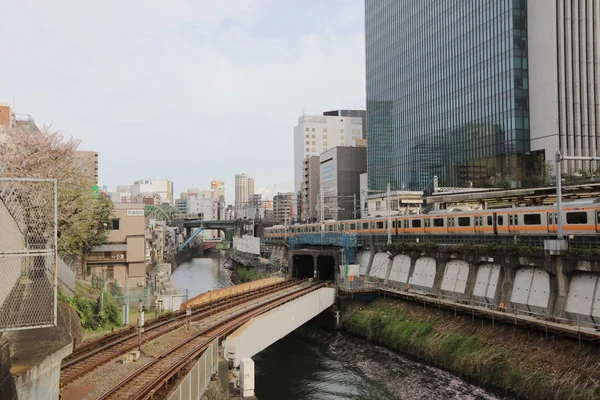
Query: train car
[{"left": 264, "top": 198, "right": 600, "bottom": 240}]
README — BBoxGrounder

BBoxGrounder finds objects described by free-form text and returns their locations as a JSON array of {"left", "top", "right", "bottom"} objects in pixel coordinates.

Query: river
[{"left": 172, "top": 253, "right": 514, "bottom": 400}]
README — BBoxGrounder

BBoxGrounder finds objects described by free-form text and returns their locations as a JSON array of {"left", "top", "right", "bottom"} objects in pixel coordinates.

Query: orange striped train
[{"left": 264, "top": 199, "right": 600, "bottom": 239}]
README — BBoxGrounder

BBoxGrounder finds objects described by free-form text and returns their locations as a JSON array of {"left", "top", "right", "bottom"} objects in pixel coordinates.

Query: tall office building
[
  {"left": 366, "top": 1, "right": 600, "bottom": 191},
  {"left": 294, "top": 112, "right": 365, "bottom": 194},
  {"left": 235, "top": 173, "right": 254, "bottom": 218},
  {"left": 528, "top": 0, "right": 600, "bottom": 172}
]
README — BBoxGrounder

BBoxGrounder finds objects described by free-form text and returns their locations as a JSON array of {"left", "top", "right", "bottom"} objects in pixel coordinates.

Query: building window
[
  {"left": 306, "top": 148, "right": 310, "bottom": 152},
  {"left": 312, "top": 148, "right": 316, "bottom": 152},
  {"left": 375, "top": 201, "right": 381, "bottom": 210},
  {"left": 305, "top": 128, "right": 309, "bottom": 132},
  {"left": 340, "top": 129, "right": 344, "bottom": 133},
  {"left": 306, "top": 141, "right": 309, "bottom": 145},
  {"left": 112, "top": 219, "right": 120, "bottom": 230},
  {"left": 340, "top": 136, "right": 344, "bottom": 140},
  {"left": 323, "top": 135, "right": 327, "bottom": 139},
  {"left": 312, "top": 141, "right": 315, "bottom": 145},
  {"left": 312, "top": 135, "right": 315, "bottom": 138},
  {"left": 323, "top": 128, "right": 327, "bottom": 132},
  {"left": 305, "top": 134, "right": 309, "bottom": 138},
  {"left": 323, "top": 142, "right": 328, "bottom": 146},
  {"left": 312, "top": 128, "right": 315, "bottom": 132}
]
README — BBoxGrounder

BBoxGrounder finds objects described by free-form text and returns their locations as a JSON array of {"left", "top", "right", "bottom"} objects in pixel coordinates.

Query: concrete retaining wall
[
  {"left": 350, "top": 248, "right": 600, "bottom": 324},
  {"left": 165, "top": 339, "right": 219, "bottom": 400}
]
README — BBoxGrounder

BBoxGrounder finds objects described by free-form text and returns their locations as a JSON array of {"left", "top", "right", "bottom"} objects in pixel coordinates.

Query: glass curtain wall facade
[{"left": 366, "top": 0, "right": 530, "bottom": 191}]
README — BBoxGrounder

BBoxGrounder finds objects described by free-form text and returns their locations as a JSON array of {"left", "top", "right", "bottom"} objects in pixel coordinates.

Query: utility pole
[
  {"left": 353, "top": 194, "right": 357, "bottom": 219},
  {"left": 555, "top": 151, "right": 563, "bottom": 239},
  {"left": 387, "top": 183, "right": 392, "bottom": 246}
]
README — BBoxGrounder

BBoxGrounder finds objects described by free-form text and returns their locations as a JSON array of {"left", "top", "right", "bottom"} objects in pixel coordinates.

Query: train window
[
  {"left": 350, "top": 223, "right": 356, "bottom": 230},
  {"left": 362, "top": 222, "right": 369, "bottom": 230},
  {"left": 411, "top": 219, "right": 421, "bottom": 228},
  {"left": 524, "top": 214, "right": 541, "bottom": 225},
  {"left": 566, "top": 211, "right": 587, "bottom": 224},
  {"left": 497, "top": 215, "right": 504, "bottom": 225},
  {"left": 376, "top": 221, "right": 384, "bottom": 229},
  {"left": 487, "top": 216, "right": 493, "bottom": 225},
  {"left": 311, "top": 226, "right": 316, "bottom": 232},
  {"left": 458, "top": 217, "right": 470, "bottom": 226},
  {"left": 597, "top": 212, "right": 600, "bottom": 224},
  {"left": 548, "top": 213, "right": 553, "bottom": 224},
  {"left": 392, "top": 221, "right": 396, "bottom": 228},
  {"left": 433, "top": 218, "right": 444, "bottom": 227},
  {"left": 328, "top": 225, "right": 334, "bottom": 232}
]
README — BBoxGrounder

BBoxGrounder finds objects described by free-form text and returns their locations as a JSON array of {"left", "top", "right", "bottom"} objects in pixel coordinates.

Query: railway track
[
  {"left": 61, "top": 279, "right": 298, "bottom": 385},
  {"left": 97, "top": 280, "right": 326, "bottom": 400}
]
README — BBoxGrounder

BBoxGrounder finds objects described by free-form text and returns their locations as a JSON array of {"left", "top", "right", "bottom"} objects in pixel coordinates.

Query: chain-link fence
[{"left": 0, "top": 178, "right": 57, "bottom": 331}]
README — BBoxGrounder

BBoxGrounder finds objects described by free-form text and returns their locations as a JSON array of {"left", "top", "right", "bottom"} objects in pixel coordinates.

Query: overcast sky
[{"left": 1, "top": 0, "right": 365, "bottom": 202}]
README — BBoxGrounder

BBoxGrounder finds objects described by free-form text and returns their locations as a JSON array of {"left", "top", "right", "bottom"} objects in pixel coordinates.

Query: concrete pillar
[
  {"left": 463, "top": 261, "right": 479, "bottom": 299},
  {"left": 499, "top": 265, "right": 516, "bottom": 308},
  {"left": 313, "top": 254, "right": 318, "bottom": 279},
  {"left": 406, "top": 255, "right": 417, "bottom": 287},
  {"left": 431, "top": 257, "right": 446, "bottom": 294},
  {"left": 383, "top": 255, "right": 394, "bottom": 285},
  {"left": 365, "top": 250, "right": 376, "bottom": 276},
  {"left": 551, "top": 256, "right": 570, "bottom": 318}
]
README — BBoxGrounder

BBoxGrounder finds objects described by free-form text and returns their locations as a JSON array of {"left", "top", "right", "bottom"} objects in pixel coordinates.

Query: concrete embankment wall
[
  {"left": 343, "top": 298, "right": 600, "bottom": 400},
  {"left": 180, "top": 277, "right": 285, "bottom": 310},
  {"left": 164, "top": 339, "right": 220, "bottom": 400},
  {"left": 355, "top": 248, "right": 600, "bottom": 324},
  {"left": 172, "top": 243, "right": 206, "bottom": 268}
]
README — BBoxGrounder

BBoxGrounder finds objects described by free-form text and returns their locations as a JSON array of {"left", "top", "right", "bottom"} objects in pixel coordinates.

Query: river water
[{"left": 172, "top": 253, "right": 514, "bottom": 400}]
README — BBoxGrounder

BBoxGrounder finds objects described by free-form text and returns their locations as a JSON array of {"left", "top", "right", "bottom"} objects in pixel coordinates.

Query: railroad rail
[
  {"left": 61, "top": 279, "right": 298, "bottom": 385},
  {"left": 97, "top": 280, "right": 325, "bottom": 399}
]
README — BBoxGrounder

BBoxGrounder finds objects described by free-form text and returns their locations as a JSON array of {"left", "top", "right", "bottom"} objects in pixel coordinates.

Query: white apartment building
[
  {"left": 235, "top": 174, "right": 254, "bottom": 218},
  {"left": 130, "top": 179, "right": 174, "bottom": 205},
  {"left": 294, "top": 113, "right": 364, "bottom": 194}
]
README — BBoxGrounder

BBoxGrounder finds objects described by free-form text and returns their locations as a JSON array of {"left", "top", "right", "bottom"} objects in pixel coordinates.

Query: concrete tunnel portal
[
  {"left": 317, "top": 255, "right": 336, "bottom": 281},
  {"left": 291, "top": 250, "right": 339, "bottom": 281},
  {"left": 293, "top": 254, "right": 314, "bottom": 279}
]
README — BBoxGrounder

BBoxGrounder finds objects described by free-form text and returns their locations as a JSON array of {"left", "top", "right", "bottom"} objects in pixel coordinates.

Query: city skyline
[{"left": 0, "top": 1, "right": 365, "bottom": 203}]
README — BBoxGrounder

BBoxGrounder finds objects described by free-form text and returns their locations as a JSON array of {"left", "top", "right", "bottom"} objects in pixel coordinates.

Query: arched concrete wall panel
[
  {"left": 510, "top": 267, "right": 551, "bottom": 314},
  {"left": 565, "top": 273, "right": 598, "bottom": 323},
  {"left": 388, "top": 255, "right": 411, "bottom": 286},
  {"left": 527, "top": 268, "right": 551, "bottom": 314},
  {"left": 410, "top": 257, "right": 436, "bottom": 291},
  {"left": 510, "top": 268, "right": 534, "bottom": 311},
  {"left": 370, "top": 252, "right": 390, "bottom": 280},
  {"left": 441, "top": 260, "right": 469, "bottom": 294},
  {"left": 472, "top": 263, "right": 501, "bottom": 304},
  {"left": 357, "top": 251, "right": 370, "bottom": 276},
  {"left": 487, "top": 265, "right": 501, "bottom": 301}
]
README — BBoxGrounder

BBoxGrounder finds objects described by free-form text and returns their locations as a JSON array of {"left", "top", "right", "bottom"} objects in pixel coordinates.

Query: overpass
[
  {"left": 60, "top": 278, "right": 336, "bottom": 400},
  {"left": 175, "top": 219, "right": 238, "bottom": 251}
]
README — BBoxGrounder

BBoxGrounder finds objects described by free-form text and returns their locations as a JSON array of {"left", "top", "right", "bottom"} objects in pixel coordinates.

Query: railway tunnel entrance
[
  {"left": 317, "top": 255, "right": 336, "bottom": 281},
  {"left": 290, "top": 249, "right": 339, "bottom": 281},
  {"left": 292, "top": 254, "right": 314, "bottom": 279}
]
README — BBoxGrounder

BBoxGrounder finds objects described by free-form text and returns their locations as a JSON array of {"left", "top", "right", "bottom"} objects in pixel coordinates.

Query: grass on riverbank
[
  {"left": 344, "top": 300, "right": 600, "bottom": 400},
  {"left": 233, "top": 266, "right": 262, "bottom": 283}
]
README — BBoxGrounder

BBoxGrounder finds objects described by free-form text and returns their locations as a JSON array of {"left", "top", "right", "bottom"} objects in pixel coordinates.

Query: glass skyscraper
[{"left": 366, "top": 0, "right": 530, "bottom": 191}]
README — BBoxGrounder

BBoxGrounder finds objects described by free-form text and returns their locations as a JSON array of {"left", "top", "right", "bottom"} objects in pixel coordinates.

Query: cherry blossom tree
[{"left": 0, "top": 126, "right": 113, "bottom": 268}]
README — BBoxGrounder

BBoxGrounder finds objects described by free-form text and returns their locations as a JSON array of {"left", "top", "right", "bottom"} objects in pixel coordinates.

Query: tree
[{"left": 0, "top": 126, "right": 113, "bottom": 267}]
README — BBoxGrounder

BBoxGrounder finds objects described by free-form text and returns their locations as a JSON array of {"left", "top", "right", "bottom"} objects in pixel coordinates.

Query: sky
[{"left": 0, "top": 0, "right": 365, "bottom": 202}]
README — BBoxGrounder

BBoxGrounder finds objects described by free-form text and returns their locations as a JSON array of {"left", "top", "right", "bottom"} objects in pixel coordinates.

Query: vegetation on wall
[{"left": 59, "top": 282, "right": 121, "bottom": 330}]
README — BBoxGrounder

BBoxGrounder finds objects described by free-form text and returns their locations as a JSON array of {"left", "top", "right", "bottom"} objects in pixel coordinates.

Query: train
[{"left": 264, "top": 199, "right": 600, "bottom": 239}]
